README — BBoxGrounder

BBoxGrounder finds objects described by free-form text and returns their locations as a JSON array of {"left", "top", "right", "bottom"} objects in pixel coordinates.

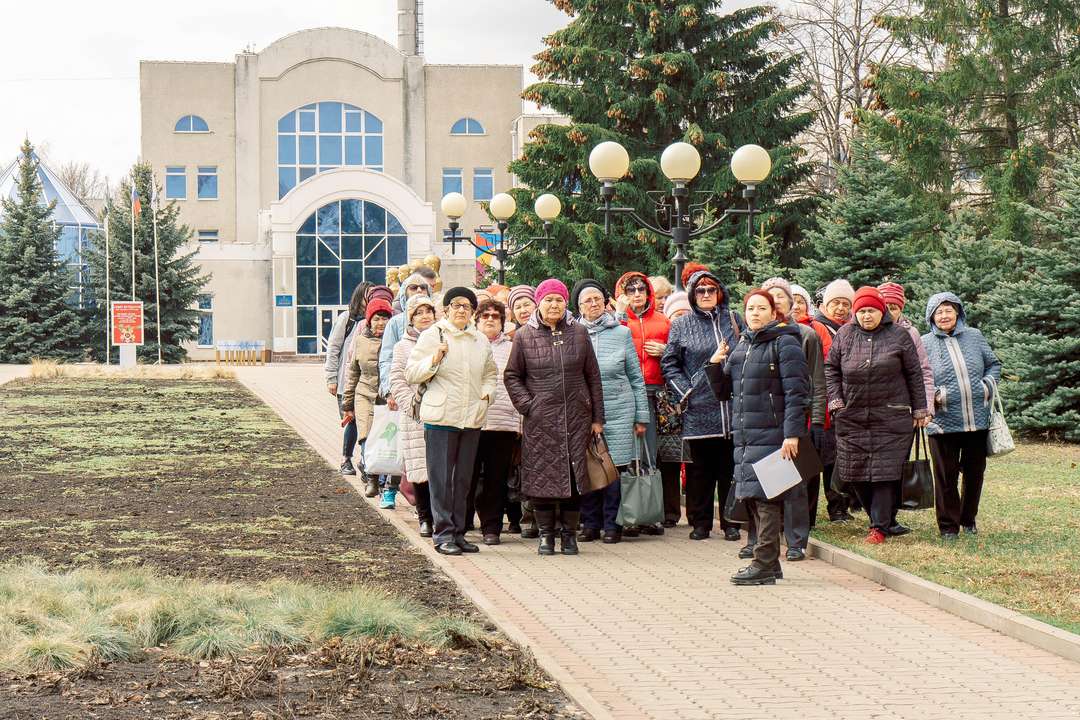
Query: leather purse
[
  {"left": 584, "top": 433, "right": 618, "bottom": 493},
  {"left": 900, "top": 428, "right": 935, "bottom": 510}
]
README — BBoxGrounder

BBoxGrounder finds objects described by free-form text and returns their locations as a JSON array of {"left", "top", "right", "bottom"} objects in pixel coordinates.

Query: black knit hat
[
  {"left": 570, "top": 278, "right": 609, "bottom": 315},
  {"left": 442, "top": 286, "right": 478, "bottom": 309}
]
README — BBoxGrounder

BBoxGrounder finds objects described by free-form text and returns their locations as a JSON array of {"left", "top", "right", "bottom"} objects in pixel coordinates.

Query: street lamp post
[
  {"left": 440, "top": 191, "right": 561, "bottom": 286},
  {"left": 588, "top": 140, "right": 772, "bottom": 291}
]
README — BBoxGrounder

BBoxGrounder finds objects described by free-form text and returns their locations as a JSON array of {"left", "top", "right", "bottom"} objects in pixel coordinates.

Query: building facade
[{"left": 140, "top": 1, "right": 532, "bottom": 359}]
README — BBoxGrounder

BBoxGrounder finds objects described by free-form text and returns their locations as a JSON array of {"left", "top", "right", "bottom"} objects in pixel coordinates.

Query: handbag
[
  {"left": 399, "top": 473, "right": 417, "bottom": 506},
  {"left": 722, "top": 483, "right": 749, "bottom": 525},
  {"left": 900, "top": 428, "right": 935, "bottom": 510},
  {"left": 616, "top": 436, "right": 664, "bottom": 527},
  {"left": 411, "top": 327, "right": 444, "bottom": 418},
  {"left": 584, "top": 433, "right": 619, "bottom": 493},
  {"left": 363, "top": 405, "right": 404, "bottom": 475},
  {"left": 986, "top": 386, "right": 1015, "bottom": 457}
]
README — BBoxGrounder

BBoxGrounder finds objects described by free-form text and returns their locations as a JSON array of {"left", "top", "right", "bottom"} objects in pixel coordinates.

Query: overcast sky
[{"left": 0, "top": 0, "right": 758, "bottom": 184}]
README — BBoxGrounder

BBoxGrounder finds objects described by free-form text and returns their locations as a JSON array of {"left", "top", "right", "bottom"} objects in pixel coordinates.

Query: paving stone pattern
[{"left": 237, "top": 365, "right": 1080, "bottom": 720}]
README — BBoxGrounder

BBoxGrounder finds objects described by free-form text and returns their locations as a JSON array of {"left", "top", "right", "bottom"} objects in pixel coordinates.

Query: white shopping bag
[{"left": 363, "top": 405, "right": 403, "bottom": 475}]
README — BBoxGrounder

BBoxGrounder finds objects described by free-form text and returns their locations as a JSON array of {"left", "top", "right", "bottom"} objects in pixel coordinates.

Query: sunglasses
[
  {"left": 694, "top": 287, "right": 718, "bottom": 296},
  {"left": 625, "top": 285, "right": 648, "bottom": 295},
  {"left": 478, "top": 311, "right": 502, "bottom": 320},
  {"left": 407, "top": 284, "right": 425, "bottom": 292}
]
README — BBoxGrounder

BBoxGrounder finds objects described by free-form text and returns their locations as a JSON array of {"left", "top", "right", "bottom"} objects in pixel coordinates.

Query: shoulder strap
[
  {"left": 344, "top": 316, "right": 357, "bottom": 339},
  {"left": 769, "top": 337, "right": 780, "bottom": 376},
  {"left": 729, "top": 309, "right": 741, "bottom": 341}
]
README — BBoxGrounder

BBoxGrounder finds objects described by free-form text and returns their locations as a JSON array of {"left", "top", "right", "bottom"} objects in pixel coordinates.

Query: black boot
[
  {"left": 560, "top": 510, "right": 580, "bottom": 555},
  {"left": 535, "top": 508, "right": 556, "bottom": 556},
  {"left": 520, "top": 506, "right": 539, "bottom": 539}
]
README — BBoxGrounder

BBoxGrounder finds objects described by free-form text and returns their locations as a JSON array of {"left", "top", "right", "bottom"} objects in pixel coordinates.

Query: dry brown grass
[{"left": 28, "top": 358, "right": 235, "bottom": 381}]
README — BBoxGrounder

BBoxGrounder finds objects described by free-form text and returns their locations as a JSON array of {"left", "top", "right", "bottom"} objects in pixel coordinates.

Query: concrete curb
[{"left": 807, "top": 537, "right": 1080, "bottom": 664}]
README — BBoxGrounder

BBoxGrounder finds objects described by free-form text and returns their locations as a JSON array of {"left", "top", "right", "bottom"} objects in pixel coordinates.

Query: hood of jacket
[
  {"left": 618, "top": 271, "right": 656, "bottom": 322},
  {"left": 435, "top": 316, "right": 480, "bottom": 339},
  {"left": 925, "top": 291, "right": 968, "bottom": 336},
  {"left": 686, "top": 270, "right": 729, "bottom": 317},
  {"left": 395, "top": 273, "right": 432, "bottom": 312},
  {"left": 526, "top": 308, "right": 577, "bottom": 330}
]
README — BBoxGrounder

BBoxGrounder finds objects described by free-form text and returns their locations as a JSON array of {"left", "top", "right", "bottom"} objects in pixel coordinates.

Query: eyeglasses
[
  {"left": 579, "top": 295, "right": 605, "bottom": 305},
  {"left": 478, "top": 312, "right": 502, "bottom": 320},
  {"left": 449, "top": 301, "right": 473, "bottom": 311},
  {"left": 694, "top": 287, "right": 718, "bottom": 296},
  {"left": 625, "top": 285, "right": 648, "bottom": 295}
]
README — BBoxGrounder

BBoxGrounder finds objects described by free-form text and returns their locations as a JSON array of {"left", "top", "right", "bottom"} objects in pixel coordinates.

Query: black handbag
[
  {"left": 901, "top": 428, "right": 935, "bottom": 510},
  {"left": 723, "top": 483, "right": 750, "bottom": 525}
]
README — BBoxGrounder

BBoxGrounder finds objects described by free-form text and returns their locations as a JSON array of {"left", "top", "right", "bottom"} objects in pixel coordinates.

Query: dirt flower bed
[{"left": 0, "top": 377, "right": 583, "bottom": 719}]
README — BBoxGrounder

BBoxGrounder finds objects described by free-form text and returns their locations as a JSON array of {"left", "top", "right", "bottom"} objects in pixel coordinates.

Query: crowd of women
[{"left": 325, "top": 261, "right": 1003, "bottom": 583}]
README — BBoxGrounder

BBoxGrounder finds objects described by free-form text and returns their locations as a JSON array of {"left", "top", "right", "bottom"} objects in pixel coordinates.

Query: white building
[{"left": 140, "top": 1, "right": 552, "bottom": 359}]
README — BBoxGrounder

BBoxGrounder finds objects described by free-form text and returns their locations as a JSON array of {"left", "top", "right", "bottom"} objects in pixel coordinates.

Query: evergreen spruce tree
[
  {"left": 83, "top": 163, "right": 207, "bottom": 363},
  {"left": 798, "top": 138, "right": 925, "bottom": 292},
  {"left": 980, "top": 153, "right": 1080, "bottom": 440},
  {"left": 0, "top": 140, "right": 84, "bottom": 362},
  {"left": 503, "top": 0, "right": 813, "bottom": 289}
]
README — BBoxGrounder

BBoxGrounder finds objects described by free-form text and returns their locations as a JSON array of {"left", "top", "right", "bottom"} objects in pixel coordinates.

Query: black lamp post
[
  {"left": 441, "top": 191, "right": 561, "bottom": 286},
  {"left": 589, "top": 141, "right": 773, "bottom": 291}
]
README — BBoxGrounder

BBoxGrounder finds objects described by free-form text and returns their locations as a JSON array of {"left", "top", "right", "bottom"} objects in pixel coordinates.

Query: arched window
[
  {"left": 174, "top": 115, "right": 210, "bottom": 133},
  {"left": 294, "top": 199, "right": 407, "bottom": 355},
  {"left": 451, "top": 117, "right": 485, "bottom": 135},
  {"left": 277, "top": 102, "right": 384, "bottom": 198}
]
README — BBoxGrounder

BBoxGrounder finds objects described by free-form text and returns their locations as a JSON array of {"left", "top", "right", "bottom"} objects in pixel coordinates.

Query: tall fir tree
[
  {"left": 502, "top": 0, "right": 813, "bottom": 289},
  {"left": 0, "top": 140, "right": 84, "bottom": 362},
  {"left": 798, "top": 137, "right": 925, "bottom": 293},
  {"left": 980, "top": 153, "right": 1080, "bottom": 440},
  {"left": 864, "top": 0, "right": 1080, "bottom": 244},
  {"left": 83, "top": 163, "right": 207, "bottom": 363}
]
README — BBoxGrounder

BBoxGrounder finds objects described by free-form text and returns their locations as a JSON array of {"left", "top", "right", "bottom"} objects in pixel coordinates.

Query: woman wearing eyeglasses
[
  {"left": 405, "top": 287, "right": 498, "bottom": 556},
  {"left": 660, "top": 269, "right": 745, "bottom": 542},
  {"left": 504, "top": 278, "right": 605, "bottom": 556}
]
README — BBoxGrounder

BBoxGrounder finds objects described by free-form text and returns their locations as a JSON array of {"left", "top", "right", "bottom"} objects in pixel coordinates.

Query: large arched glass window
[
  {"left": 277, "top": 102, "right": 384, "bottom": 198},
  {"left": 450, "top": 117, "right": 485, "bottom": 135},
  {"left": 295, "top": 199, "right": 407, "bottom": 355},
  {"left": 174, "top": 115, "right": 209, "bottom": 132}
]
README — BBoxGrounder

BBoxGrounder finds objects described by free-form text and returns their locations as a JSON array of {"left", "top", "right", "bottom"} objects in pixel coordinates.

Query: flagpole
[
  {"left": 151, "top": 186, "right": 162, "bottom": 364},
  {"left": 130, "top": 180, "right": 136, "bottom": 302},
  {"left": 104, "top": 206, "right": 111, "bottom": 365}
]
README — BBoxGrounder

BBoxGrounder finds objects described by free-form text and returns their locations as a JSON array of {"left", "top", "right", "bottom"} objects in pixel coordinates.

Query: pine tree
[
  {"left": 980, "top": 153, "right": 1080, "bottom": 440},
  {"left": 798, "top": 137, "right": 925, "bottom": 292},
  {"left": 864, "top": 0, "right": 1080, "bottom": 243},
  {"left": 83, "top": 163, "right": 207, "bottom": 363},
  {"left": 503, "top": 0, "right": 814, "bottom": 289},
  {"left": 0, "top": 140, "right": 84, "bottom": 362}
]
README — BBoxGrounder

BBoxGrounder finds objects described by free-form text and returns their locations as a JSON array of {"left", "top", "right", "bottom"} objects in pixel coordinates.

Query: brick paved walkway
[{"left": 237, "top": 364, "right": 1080, "bottom": 720}]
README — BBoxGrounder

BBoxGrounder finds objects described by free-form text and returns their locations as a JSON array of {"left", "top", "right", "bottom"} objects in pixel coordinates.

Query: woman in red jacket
[{"left": 616, "top": 271, "right": 681, "bottom": 529}]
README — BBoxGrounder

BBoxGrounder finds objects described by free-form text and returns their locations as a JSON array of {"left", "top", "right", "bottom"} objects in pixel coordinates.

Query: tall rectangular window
[
  {"left": 197, "top": 294, "right": 214, "bottom": 347},
  {"left": 197, "top": 166, "right": 218, "bottom": 200},
  {"left": 165, "top": 166, "right": 186, "bottom": 199},
  {"left": 473, "top": 168, "right": 493, "bottom": 201},
  {"left": 442, "top": 168, "right": 462, "bottom": 196}
]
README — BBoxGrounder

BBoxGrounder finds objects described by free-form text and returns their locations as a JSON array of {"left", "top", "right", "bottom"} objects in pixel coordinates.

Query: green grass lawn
[{"left": 811, "top": 442, "right": 1080, "bottom": 635}]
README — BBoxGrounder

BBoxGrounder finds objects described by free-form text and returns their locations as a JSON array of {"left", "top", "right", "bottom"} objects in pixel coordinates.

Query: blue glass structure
[{"left": 277, "top": 102, "right": 384, "bottom": 198}]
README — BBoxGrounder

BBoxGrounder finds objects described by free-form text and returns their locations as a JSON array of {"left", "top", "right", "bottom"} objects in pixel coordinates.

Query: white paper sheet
[{"left": 751, "top": 448, "right": 803, "bottom": 499}]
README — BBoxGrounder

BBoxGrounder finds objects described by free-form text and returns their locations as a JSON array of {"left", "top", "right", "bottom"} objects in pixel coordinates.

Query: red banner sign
[{"left": 111, "top": 301, "right": 144, "bottom": 346}]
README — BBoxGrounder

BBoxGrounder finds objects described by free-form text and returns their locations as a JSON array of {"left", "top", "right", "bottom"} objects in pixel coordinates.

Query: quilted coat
[
  {"left": 404, "top": 318, "right": 498, "bottom": 430},
  {"left": 388, "top": 328, "right": 427, "bottom": 484},
  {"left": 921, "top": 292, "right": 1002, "bottom": 436},
  {"left": 617, "top": 272, "right": 671, "bottom": 387},
  {"left": 504, "top": 311, "right": 605, "bottom": 499},
  {"left": 795, "top": 322, "right": 828, "bottom": 427},
  {"left": 581, "top": 312, "right": 650, "bottom": 466},
  {"left": 896, "top": 314, "right": 936, "bottom": 413},
  {"left": 824, "top": 312, "right": 928, "bottom": 484},
  {"left": 324, "top": 311, "right": 363, "bottom": 391},
  {"left": 378, "top": 274, "right": 432, "bottom": 395},
  {"left": 482, "top": 332, "right": 521, "bottom": 433},
  {"left": 341, "top": 329, "right": 383, "bottom": 439},
  {"left": 660, "top": 270, "right": 744, "bottom": 439},
  {"left": 707, "top": 321, "right": 809, "bottom": 500}
]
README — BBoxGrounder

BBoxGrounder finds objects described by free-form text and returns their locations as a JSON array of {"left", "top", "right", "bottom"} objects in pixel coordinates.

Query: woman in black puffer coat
[{"left": 708, "top": 289, "right": 809, "bottom": 586}]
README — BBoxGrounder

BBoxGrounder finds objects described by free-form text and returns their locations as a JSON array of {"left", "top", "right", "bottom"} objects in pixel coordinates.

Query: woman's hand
[
  {"left": 432, "top": 340, "right": 449, "bottom": 366},
  {"left": 914, "top": 416, "right": 931, "bottom": 428},
  {"left": 644, "top": 341, "right": 666, "bottom": 357},
  {"left": 328, "top": 384, "right": 338, "bottom": 396},
  {"left": 709, "top": 339, "right": 729, "bottom": 365},
  {"left": 780, "top": 437, "right": 800, "bottom": 460},
  {"left": 591, "top": 422, "right": 605, "bottom": 435},
  {"left": 634, "top": 423, "right": 646, "bottom": 436},
  {"left": 386, "top": 395, "right": 398, "bottom": 411},
  {"left": 341, "top": 411, "right": 355, "bottom": 427}
]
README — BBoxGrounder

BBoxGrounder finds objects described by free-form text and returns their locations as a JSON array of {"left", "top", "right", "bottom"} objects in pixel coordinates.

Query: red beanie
[
  {"left": 365, "top": 298, "right": 393, "bottom": 323},
  {"left": 681, "top": 262, "right": 709, "bottom": 288},
  {"left": 852, "top": 286, "right": 886, "bottom": 315}
]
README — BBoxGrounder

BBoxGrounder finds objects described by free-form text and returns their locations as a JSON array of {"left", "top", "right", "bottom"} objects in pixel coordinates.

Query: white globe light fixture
[
  {"left": 588, "top": 141, "right": 630, "bottom": 183},
  {"left": 534, "top": 193, "right": 561, "bottom": 222},
  {"left": 440, "top": 192, "right": 467, "bottom": 220},
  {"left": 730, "top": 144, "right": 772, "bottom": 186},
  {"left": 660, "top": 142, "right": 702, "bottom": 184},
  {"left": 489, "top": 193, "right": 517, "bottom": 221}
]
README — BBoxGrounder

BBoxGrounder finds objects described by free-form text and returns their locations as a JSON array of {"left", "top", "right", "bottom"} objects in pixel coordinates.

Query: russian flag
[{"left": 131, "top": 185, "right": 142, "bottom": 218}]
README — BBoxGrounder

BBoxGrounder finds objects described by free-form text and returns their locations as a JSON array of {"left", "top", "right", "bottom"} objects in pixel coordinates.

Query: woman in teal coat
[{"left": 572, "top": 279, "right": 649, "bottom": 543}]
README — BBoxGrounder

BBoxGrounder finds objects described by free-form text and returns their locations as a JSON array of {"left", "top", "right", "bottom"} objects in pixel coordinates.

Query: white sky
[{"left": 0, "top": 0, "right": 760, "bottom": 184}]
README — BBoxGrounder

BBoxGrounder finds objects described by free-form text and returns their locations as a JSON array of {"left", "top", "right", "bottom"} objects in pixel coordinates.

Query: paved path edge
[
  {"left": 235, "top": 375, "right": 609, "bottom": 720},
  {"left": 807, "top": 537, "right": 1080, "bottom": 663}
]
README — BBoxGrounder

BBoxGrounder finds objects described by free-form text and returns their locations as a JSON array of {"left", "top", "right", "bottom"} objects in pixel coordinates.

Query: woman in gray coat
[{"left": 572, "top": 280, "right": 649, "bottom": 543}]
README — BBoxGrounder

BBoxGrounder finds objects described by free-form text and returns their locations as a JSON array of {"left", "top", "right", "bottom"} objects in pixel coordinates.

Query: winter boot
[
  {"left": 535, "top": 508, "right": 556, "bottom": 556},
  {"left": 560, "top": 510, "right": 580, "bottom": 556}
]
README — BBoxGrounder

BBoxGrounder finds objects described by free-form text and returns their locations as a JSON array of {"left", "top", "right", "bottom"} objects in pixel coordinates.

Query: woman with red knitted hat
[{"left": 824, "top": 286, "right": 930, "bottom": 544}]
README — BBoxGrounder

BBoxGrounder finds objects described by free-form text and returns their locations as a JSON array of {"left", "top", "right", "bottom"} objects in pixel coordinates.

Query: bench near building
[{"left": 140, "top": 0, "right": 559, "bottom": 360}]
